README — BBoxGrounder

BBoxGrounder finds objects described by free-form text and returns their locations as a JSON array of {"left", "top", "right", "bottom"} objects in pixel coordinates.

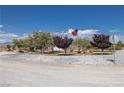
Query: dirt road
[{"left": 0, "top": 57, "right": 124, "bottom": 87}]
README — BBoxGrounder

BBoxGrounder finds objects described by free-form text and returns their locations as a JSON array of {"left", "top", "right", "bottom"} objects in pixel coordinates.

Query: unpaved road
[{"left": 0, "top": 57, "right": 124, "bottom": 87}]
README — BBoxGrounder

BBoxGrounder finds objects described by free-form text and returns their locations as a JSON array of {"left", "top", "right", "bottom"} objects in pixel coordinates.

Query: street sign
[
  {"left": 110, "top": 29, "right": 120, "bottom": 33},
  {"left": 109, "top": 29, "right": 120, "bottom": 63},
  {"left": 110, "top": 34, "right": 119, "bottom": 44}
]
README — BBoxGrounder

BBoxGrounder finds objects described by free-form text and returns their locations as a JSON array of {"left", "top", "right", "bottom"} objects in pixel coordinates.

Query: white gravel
[
  {"left": 0, "top": 50, "right": 124, "bottom": 86},
  {"left": 0, "top": 50, "right": 124, "bottom": 65}
]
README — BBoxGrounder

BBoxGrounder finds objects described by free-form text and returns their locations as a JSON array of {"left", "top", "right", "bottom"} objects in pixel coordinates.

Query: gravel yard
[
  {"left": 0, "top": 50, "right": 124, "bottom": 86},
  {"left": 1, "top": 49, "right": 124, "bottom": 65}
]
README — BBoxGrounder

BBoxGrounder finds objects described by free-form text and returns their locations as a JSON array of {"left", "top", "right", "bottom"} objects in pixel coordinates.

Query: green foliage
[
  {"left": 12, "top": 32, "right": 54, "bottom": 52},
  {"left": 6, "top": 45, "right": 11, "bottom": 51},
  {"left": 12, "top": 31, "right": 123, "bottom": 54},
  {"left": 74, "top": 39, "right": 92, "bottom": 49},
  {"left": 13, "top": 39, "right": 27, "bottom": 48},
  {"left": 73, "top": 39, "right": 92, "bottom": 53},
  {"left": 115, "top": 41, "right": 124, "bottom": 50},
  {"left": 30, "top": 32, "right": 54, "bottom": 52}
]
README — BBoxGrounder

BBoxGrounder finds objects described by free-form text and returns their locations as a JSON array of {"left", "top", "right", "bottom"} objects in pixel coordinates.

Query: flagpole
[
  {"left": 77, "top": 36, "right": 78, "bottom": 53},
  {"left": 76, "top": 29, "right": 79, "bottom": 53},
  {"left": 72, "top": 29, "right": 78, "bottom": 53},
  {"left": 113, "top": 33, "right": 116, "bottom": 63}
]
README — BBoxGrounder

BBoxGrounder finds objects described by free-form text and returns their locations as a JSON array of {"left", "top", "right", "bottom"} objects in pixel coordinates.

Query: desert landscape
[{"left": 1, "top": 5, "right": 124, "bottom": 87}]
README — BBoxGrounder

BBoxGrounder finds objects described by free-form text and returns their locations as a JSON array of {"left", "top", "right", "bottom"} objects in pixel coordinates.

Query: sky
[{"left": 0, "top": 5, "right": 124, "bottom": 44}]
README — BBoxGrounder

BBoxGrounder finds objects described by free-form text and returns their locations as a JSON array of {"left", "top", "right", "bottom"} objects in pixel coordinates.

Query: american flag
[{"left": 72, "top": 29, "right": 78, "bottom": 36}]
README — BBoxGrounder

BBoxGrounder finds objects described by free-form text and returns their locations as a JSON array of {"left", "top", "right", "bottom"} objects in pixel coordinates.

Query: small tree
[
  {"left": 12, "top": 32, "right": 54, "bottom": 53},
  {"left": 13, "top": 39, "right": 26, "bottom": 51},
  {"left": 23, "top": 36, "right": 36, "bottom": 52},
  {"left": 73, "top": 39, "right": 92, "bottom": 53},
  {"left": 53, "top": 36, "right": 73, "bottom": 54},
  {"left": 31, "top": 32, "right": 54, "bottom": 53},
  {"left": 6, "top": 45, "right": 11, "bottom": 51},
  {"left": 115, "top": 41, "right": 124, "bottom": 50},
  {"left": 90, "top": 34, "right": 112, "bottom": 52}
]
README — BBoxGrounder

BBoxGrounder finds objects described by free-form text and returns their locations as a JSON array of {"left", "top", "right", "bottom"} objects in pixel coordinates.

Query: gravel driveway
[{"left": 0, "top": 50, "right": 124, "bottom": 87}]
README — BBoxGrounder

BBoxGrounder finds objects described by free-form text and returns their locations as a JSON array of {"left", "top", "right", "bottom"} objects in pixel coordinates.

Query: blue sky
[{"left": 0, "top": 5, "right": 124, "bottom": 43}]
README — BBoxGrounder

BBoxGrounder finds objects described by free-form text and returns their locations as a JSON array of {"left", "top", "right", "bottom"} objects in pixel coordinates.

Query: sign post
[{"left": 110, "top": 29, "right": 120, "bottom": 63}]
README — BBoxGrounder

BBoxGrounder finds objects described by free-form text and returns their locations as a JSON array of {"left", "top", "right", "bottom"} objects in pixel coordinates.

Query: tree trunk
[
  {"left": 51, "top": 47, "right": 54, "bottom": 53},
  {"left": 101, "top": 49, "right": 104, "bottom": 52},
  {"left": 101, "top": 49, "right": 104, "bottom": 55},
  {"left": 30, "top": 47, "right": 35, "bottom": 52},
  {"left": 64, "top": 48, "right": 67, "bottom": 54},
  {"left": 41, "top": 48, "right": 44, "bottom": 54},
  {"left": 78, "top": 46, "right": 81, "bottom": 54}
]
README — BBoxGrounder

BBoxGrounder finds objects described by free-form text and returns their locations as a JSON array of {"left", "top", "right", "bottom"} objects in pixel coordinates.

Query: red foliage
[{"left": 90, "top": 34, "right": 112, "bottom": 51}]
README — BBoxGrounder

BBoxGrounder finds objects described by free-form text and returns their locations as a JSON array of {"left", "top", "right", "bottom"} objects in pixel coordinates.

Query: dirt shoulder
[{"left": 0, "top": 57, "right": 124, "bottom": 87}]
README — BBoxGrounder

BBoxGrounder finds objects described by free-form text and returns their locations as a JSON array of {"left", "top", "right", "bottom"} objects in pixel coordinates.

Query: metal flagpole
[
  {"left": 113, "top": 33, "right": 116, "bottom": 63},
  {"left": 77, "top": 36, "right": 78, "bottom": 52},
  {"left": 72, "top": 29, "right": 78, "bottom": 53},
  {"left": 76, "top": 30, "right": 79, "bottom": 53}
]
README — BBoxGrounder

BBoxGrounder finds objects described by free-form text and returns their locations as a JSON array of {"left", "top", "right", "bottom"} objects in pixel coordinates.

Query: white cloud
[
  {"left": 0, "top": 37, "right": 13, "bottom": 43},
  {"left": 0, "top": 25, "right": 18, "bottom": 44},
  {"left": 0, "top": 33, "right": 18, "bottom": 38},
  {"left": 0, "top": 25, "right": 3, "bottom": 28},
  {"left": 52, "top": 28, "right": 99, "bottom": 40},
  {"left": 0, "top": 31, "right": 18, "bottom": 44},
  {"left": 18, "top": 33, "right": 29, "bottom": 39},
  {"left": 0, "top": 31, "right": 30, "bottom": 44},
  {"left": 118, "top": 35, "right": 124, "bottom": 43},
  {"left": 0, "top": 39, "right": 6, "bottom": 43},
  {"left": 0, "top": 30, "right": 3, "bottom": 33},
  {"left": 67, "top": 28, "right": 99, "bottom": 35},
  {"left": 0, "top": 25, "right": 18, "bottom": 38}
]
